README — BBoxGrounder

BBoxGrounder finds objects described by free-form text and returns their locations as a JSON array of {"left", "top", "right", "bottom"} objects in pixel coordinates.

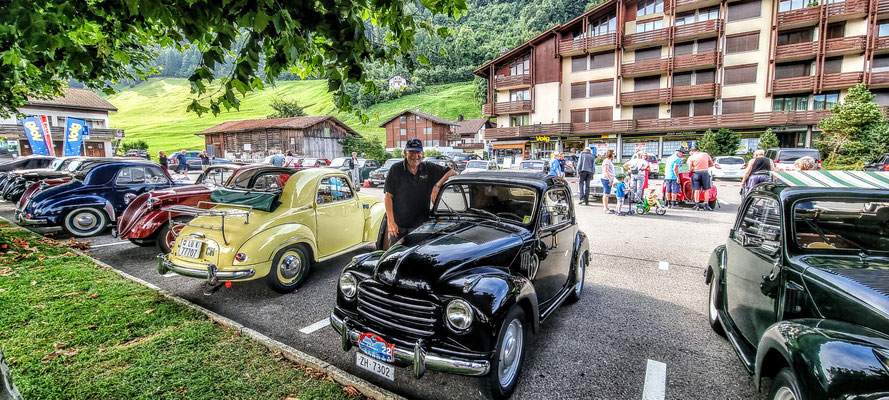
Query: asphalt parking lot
[{"left": 3, "top": 176, "right": 764, "bottom": 400}]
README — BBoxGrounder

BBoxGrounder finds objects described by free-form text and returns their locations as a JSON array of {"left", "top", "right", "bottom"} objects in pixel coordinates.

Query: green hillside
[{"left": 106, "top": 78, "right": 480, "bottom": 155}]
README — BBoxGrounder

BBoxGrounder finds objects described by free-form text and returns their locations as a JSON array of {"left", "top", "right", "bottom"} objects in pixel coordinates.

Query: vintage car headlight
[
  {"left": 445, "top": 299, "right": 473, "bottom": 330},
  {"left": 339, "top": 272, "right": 357, "bottom": 299}
]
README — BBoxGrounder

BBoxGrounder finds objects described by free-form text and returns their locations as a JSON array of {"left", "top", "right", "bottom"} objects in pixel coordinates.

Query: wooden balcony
[
  {"left": 494, "top": 74, "right": 532, "bottom": 90},
  {"left": 674, "top": 19, "right": 723, "bottom": 41},
  {"left": 558, "top": 33, "right": 618, "bottom": 56},
  {"left": 621, "top": 88, "right": 671, "bottom": 105},
  {"left": 482, "top": 100, "right": 531, "bottom": 117},
  {"left": 451, "top": 142, "right": 485, "bottom": 150},
  {"left": 875, "top": 36, "right": 889, "bottom": 54},
  {"left": 673, "top": 51, "right": 720, "bottom": 72},
  {"left": 821, "top": 71, "right": 863, "bottom": 90},
  {"left": 623, "top": 27, "right": 670, "bottom": 49},
  {"left": 775, "top": 41, "right": 819, "bottom": 61},
  {"left": 776, "top": 5, "right": 821, "bottom": 28},
  {"left": 870, "top": 71, "right": 889, "bottom": 88},
  {"left": 571, "top": 120, "right": 636, "bottom": 134},
  {"left": 622, "top": 58, "right": 670, "bottom": 77},
  {"left": 825, "top": 0, "right": 868, "bottom": 20},
  {"left": 772, "top": 76, "right": 816, "bottom": 94},
  {"left": 485, "top": 123, "right": 571, "bottom": 139},
  {"left": 824, "top": 35, "right": 866, "bottom": 56},
  {"left": 675, "top": 0, "right": 720, "bottom": 12},
  {"left": 880, "top": 0, "right": 889, "bottom": 13},
  {"left": 672, "top": 83, "right": 719, "bottom": 101},
  {"left": 634, "top": 110, "right": 832, "bottom": 132}
]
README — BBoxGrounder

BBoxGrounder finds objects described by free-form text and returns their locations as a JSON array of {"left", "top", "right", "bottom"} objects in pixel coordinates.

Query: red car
[
  {"left": 115, "top": 164, "right": 298, "bottom": 252},
  {"left": 662, "top": 171, "right": 718, "bottom": 208}
]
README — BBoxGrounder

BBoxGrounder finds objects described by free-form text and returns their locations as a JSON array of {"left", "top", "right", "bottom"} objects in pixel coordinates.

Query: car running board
[{"left": 718, "top": 310, "right": 756, "bottom": 374}]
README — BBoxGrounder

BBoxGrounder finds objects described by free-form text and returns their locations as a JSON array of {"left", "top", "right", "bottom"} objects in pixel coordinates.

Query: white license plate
[
  {"left": 355, "top": 352, "right": 395, "bottom": 381},
  {"left": 177, "top": 238, "right": 203, "bottom": 258}
]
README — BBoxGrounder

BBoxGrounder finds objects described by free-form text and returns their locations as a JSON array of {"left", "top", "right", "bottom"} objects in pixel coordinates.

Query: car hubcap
[
  {"left": 498, "top": 320, "right": 523, "bottom": 387},
  {"left": 279, "top": 253, "right": 302, "bottom": 281},
  {"left": 73, "top": 213, "right": 98, "bottom": 231},
  {"left": 774, "top": 386, "right": 796, "bottom": 400}
]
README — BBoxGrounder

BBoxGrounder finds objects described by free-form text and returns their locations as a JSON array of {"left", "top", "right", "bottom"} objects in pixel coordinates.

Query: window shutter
[
  {"left": 726, "top": 33, "right": 759, "bottom": 54},
  {"left": 727, "top": 0, "right": 761, "bottom": 22},
  {"left": 722, "top": 98, "right": 755, "bottom": 114},
  {"left": 571, "top": 83, "right": 587, "bottom": 99},
  {"left": 588, "top": 79, "right": 613, "bottom": 97},
  {"left": 724, "top": 65, "right": 758, "bottom": 85}
]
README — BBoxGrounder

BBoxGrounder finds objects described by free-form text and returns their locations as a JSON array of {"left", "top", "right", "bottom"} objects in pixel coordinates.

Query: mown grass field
[
  {"left": 106, "top": 79, "right": 480, "bottom": 156},
  {"left": 0, "top": 221, "right": 359, "bottom": 400}
]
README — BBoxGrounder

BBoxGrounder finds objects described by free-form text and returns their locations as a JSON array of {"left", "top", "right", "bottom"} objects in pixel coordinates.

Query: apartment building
[{"left": 474, "top": 0, "right": 889, "bottom": 161}]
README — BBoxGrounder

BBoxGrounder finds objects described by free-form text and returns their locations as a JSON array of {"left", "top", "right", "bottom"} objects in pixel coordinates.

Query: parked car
[
  {"left": 334, "top": 158, "right": 380, "bottom": 184},
  {"left": 518, "top": 160, "right": 548, "bottom": 173},
  {"left": 661, "top": 168, "right": 718, "bottom": 208},
  {"left": 562, "top": 154, "right": 577, "bottom": 177},
  {"left": 124, "top": 149, "right": 151, "bottom": 160},
  {"left": 590, "top": 166, "right": 626, "bottom": 198},
  {"left": 168, "top": 151, "right": 203, "bottom": 170},
  {"left": 462, "top": 159, "right": 499, "bottom": 173},
  {"left": 0, "top": 156, "right": 56, "bottom": 188},
  {"left": 427, "top": 158, "right": 457, "bottom": 172},
  {"left": 299, "top": 158, "right": 330, "bottom": 168},
  {"left": 18, "top": 161, "right": 185, "bottom": 237},
  {"left": 116, "top": 164, "right": 288, "bottom": 252},
  {"left": 13, "top": 158, "right": 143, "bottom": 212},
  {"left": 863, "top": 153, "right": 889, "bottom": 172},
  {"left": 710, "top": 156, "right": 746, "bottom": 180},
  {"left": 331, "top": 172, "right": 589, "bottom": 399},
  {"left": 705, "top": 170, "right": 889, "bottom": 400},
  {"left": 764, "top": 148, "right": 821, "bottom": 171},
  {"left": 185, "top": 157, "right": 233, "bottom": 170},
  {"left": 157, "top": 168, "right": 387, "bottom": 293},
  {"left": 367, "top": 158, "right": 403, "bottom": 187},
  {"left": 1, "top": 157, "right": 95, "bottom": 202},
  {"left": 451, "top": 153, "right": 480, "bottom": 172},
  {"left": 646, "top": 154, "right": 660, "bottom": 179}
]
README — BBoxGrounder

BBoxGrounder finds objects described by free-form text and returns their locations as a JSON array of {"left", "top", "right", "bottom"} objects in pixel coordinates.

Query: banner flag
[
  {"left": 39, "top": 116, "right": 55, "bottom": 156},
  {"left": 19, "top": 117, "right": 50, "bottom": 156},
  {"left": 64, "top": 117, "right": 87, "bottom": 157}
]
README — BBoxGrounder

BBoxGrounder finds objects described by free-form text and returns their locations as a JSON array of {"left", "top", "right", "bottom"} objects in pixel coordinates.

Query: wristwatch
[{"left": 434, "top": 183, "right": 442, "bottom": 188}]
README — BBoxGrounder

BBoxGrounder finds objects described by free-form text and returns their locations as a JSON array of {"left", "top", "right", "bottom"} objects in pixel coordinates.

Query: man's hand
[{"left": 387, "top": 217, "right": 399, "bottom": 237}]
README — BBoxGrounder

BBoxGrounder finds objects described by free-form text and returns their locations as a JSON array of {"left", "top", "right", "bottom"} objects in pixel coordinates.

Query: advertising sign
[
  {"left": 64, "top": 117, "right": 88, "bottom": 156},
  {"left": 39, "top": 116, "right": 55, "bottom": 156},
  {"left": 19, "top": 117, "right": 50, "bottom": 156}
]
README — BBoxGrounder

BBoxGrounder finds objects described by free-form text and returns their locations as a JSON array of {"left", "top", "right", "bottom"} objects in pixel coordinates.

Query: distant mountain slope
[{"left": 106, "top": 78, "right": 480, "bottom": 155}]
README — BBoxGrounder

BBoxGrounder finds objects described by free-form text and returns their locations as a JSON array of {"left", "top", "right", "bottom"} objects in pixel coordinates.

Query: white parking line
[
  {"left": 299, "top": 318, "right": 331, "bottom": 334},
  {"left": 90, "top": 241, "right": 131, "bottom": 248},
  {"left": 642, "top": 359, "right": 667, "bottom": 400},
  {"left": 657, "top": 261, "right": 670, "bottom": 271}
]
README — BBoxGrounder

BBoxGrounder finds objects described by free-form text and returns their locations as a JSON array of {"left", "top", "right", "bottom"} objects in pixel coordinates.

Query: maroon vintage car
[{"left": 115, "top": 164, "right": 299, "bottom": 252}]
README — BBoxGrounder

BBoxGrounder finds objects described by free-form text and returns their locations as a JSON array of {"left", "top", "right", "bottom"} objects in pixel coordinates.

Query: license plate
[
  {"left": 355, "top": 352, "right": 394, "bottom": 381},
  {"left": 177, "top": 238, "right": 203, "bottom": 258}
]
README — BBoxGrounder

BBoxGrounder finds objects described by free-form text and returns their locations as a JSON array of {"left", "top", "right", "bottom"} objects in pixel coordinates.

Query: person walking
[
  {"left": 687, "top": 147, "right": 714, "bottom": 211},
  {"left": 158, "top": 151, "right": 168, "bottom": 171},
  {"left": 576, "top": 148, "right": 596, "bottom": 205},
  {"left": 663, "top": 148, "right": 684, "bottom": 208},
  {"left": 549, "top": 152, "right": 564, "bottom": 178},
  {"left": 623, "top": 152, "right": 649, "bottom": 203},
  {"left": 384, "top": 138, "right": 457, "bottom": 248},
  {"left": 742, "top": 149, "right": 777, "bottom": 194},
  {"left": 175, "top": 150, "right": 189, "bottom": 176},
  {"left": 283, "top": 150, "right": 295, "bottom": 167},
  {"left": 198, "top": 150, "right": 211, "bottom": 171},
  {"left": 601, "top": 149, "right": 616, "bottom": 213},
  {"left": 349, "top": 152, "right": 361, "bottom": 185},
  {"left": 270, "top": 152, "right": 284, "bottom": 167}
]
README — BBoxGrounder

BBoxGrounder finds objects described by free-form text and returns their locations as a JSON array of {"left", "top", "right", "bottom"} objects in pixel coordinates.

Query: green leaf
[{"left": 417, "top": 55, "right": 429, "bottom": 65}]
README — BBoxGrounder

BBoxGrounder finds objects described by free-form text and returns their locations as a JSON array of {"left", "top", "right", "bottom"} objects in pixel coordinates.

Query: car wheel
[
  {"left": 567, "top": 251, "right": 587, "bottom": 304},
  {"left": 708, "top": 267, "right": 725, "bottom": 337},
  {"left": 156, "top": 216, "right": 192, "bottom": 253},
  {"left": 708, "top": 199, "right": 718, "bottom": 209},
  {"left": 769, "top": 368, "right": 804, "bottom": 400},
  {"left": 480, "top": 307, "right": 527, "bottom": 400},
  {"left": 266, "top": 244, "right": 311, "bottom": 293},
  {"left": 375, "top": 219, "right": 388, "bottom": 250},
  {"left": 128, "top": 238, "right": 154, "bottom": 247},
  {"left": 63, "top": 207, "right": 108, "bottom": 237}
]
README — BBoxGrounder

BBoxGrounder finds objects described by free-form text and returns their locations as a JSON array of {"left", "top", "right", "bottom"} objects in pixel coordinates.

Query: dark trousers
[{"left": 578, "top": 171, "right": 593, "bottom": 203}]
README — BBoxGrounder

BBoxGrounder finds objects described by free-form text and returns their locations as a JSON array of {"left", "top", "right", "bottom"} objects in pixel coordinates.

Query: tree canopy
[
  {"left": 817, "top": 84, "right": 889, "bottom": 166},
  {"left": 0, "top": 0, "right": 468, "bottom": 119},
  {"left": 698, "top": 128, "right": 741, "bottom": 156}
]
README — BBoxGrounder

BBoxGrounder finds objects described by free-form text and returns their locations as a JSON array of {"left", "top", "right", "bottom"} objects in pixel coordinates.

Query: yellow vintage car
[{"left": 157, "top": 168, "right": 387, "bottom": 293}]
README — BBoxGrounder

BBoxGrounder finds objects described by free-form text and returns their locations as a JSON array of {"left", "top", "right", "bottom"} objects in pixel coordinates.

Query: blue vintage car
[{"left": 17, "top": 161, "right": 186, "bottom": 237}]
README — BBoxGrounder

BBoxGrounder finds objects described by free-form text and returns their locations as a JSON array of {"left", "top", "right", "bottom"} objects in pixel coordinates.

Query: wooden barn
[{"left": 197, "top": 116, "right": 360, "bottom": 161}]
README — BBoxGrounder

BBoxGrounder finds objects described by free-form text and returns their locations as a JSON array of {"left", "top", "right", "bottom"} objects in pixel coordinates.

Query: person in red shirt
[{"left": 687, "top": 148, "right": 714, "bottom": 211}]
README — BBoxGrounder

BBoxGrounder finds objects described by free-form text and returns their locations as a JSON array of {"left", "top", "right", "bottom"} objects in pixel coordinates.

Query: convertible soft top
[{"left": 772, "top": 170, "right": 889, "bottom": 189}]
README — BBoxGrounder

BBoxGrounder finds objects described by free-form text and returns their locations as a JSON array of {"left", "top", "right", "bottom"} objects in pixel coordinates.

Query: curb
[{"left": 0, "top": 348, "right": 24, "bottom": 400}]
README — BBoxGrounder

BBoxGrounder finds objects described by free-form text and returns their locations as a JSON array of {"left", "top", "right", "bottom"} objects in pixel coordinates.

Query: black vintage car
[
  {"left": 331, "top": 172, "right": 589, "bottom": 399},
  {"left": 706, "top": 170, "right": 889, "bottom": 400},
  {"left": 0, "top": 156, "right": 56, "bottom": 189}
]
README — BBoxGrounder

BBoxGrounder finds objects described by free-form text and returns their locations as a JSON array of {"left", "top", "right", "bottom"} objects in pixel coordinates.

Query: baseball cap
[
  {"left": 676, "top": 147, "right": 686, "bottom": 153},
  {"left": 405, "top": 138, "right": 423, "bottom": 152}
]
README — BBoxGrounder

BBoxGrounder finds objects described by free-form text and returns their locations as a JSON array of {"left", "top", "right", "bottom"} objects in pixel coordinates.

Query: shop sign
[
  {"left": 596, "top": 143, "right": 608, "bottom": 153},
  {"left": 532, "top": 136, "right": 551, "bottom": 143},
  {"left": 664, "top": 131, "right": 699, "bottom": 136},
  {"left": 634, "top": 143, "right": 646, "bottom": 150}
]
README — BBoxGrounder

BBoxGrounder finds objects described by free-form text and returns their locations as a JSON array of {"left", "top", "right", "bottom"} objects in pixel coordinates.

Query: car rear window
[
  {"left": 466, "top": 161, "right": 488, "bottom": 169},
  {"left": 717, "top": 157, "right": 745, "bottom": 165},
  {"left": 793, "top": 200, "right": 889, "bottom": 254},
  {"left": 777, "top": 149, "right": 819, "bottom": 162},
  {"left": 520, "top": 162, "right": 544, "bottom": 169}
]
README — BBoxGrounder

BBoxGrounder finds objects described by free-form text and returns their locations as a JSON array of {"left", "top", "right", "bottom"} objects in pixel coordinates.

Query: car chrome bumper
[
  {"left": 16, "top": 212, "right": 48, "bottom": 225},
  {"left": 330, "top": 311, "right": 490, "bottom": 379},
  {"left": 156, "top": 254, "right": 255, "bottom": 285}
]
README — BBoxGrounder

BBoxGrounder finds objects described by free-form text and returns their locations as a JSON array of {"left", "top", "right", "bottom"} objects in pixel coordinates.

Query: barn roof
[
  {"left": 196, "top": 116, "right": 360, "bottom": 136},
  {"left": 26, "top": 88, "right": 117, "bottom": 112}
]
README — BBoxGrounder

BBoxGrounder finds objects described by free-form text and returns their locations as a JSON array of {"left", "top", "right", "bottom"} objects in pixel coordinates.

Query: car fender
[
  {"left": 234, "top": 223, "right": 319, "bottom": 265},
  {"left": 755, "top": 319, "right": 889, "bottom": 398},
  {"left": 36, "top": 195, "right": 115, "bottom": 221},
  {"left": 121, "top": 209, "right": 168, "bottom": 239},
  {"left": 705, "top": 245, "right": 727, "bottom": 284},
  {"left": 572, "top": 230, "right": 590, "bottom": 279},
  {"left": 363, "top": 202, "right": 386, "bottom": 243}
]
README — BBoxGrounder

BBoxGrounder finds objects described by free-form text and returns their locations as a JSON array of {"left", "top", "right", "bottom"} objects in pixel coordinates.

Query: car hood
[
  {"left": 26, "top": 181, "right": 89, "bottom": 212},
  {"left": 373, "top": 219, "right": 527, "bottom": 291},
  {"left": 800, "top": 255, "right": 889, "bottom": 335},
  {"left": 18, "top": 170, "right": 70, "bottom": 180}
]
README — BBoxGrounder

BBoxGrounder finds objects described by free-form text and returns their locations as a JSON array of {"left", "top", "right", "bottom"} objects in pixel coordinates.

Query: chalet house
[
  {"left": 388, "top": 75, "right": 409, "bottom": 90},
  {"left": 197, "top": 116, "right": 360, "bottom": 161},
  {"left": 449, "top": 116, "right": 492, "bottom": 151},
  {"left": 0, "top": 88, "right": 123, "bottom": 157},
  {"left": 379, "top": 110, "right": 458, "bottom": 149}
]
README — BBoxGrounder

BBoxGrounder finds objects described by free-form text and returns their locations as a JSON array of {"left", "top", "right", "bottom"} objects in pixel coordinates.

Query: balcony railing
[
  {"left": 485, "top": 123, "right": 572, "bottom": 139},
  {"left": 775, "top": 41, "right": 819, "bottom": 61},
  {"left": 623, "top": 27, "right": 670, "bottom": 48},
  {"left": 824, "top": 35, "right": 866, "bottom": 55},
  {"left": 776, "top": 5, "right": 821, "bottom": 26},
  {"left": 871, "top": 71, "right": 889, "bottom": 88},
  {"left": 825, "top": 0, "right": 868, "bottom": 18},
  {"left": 674, "top": 19, "right": 723, "bottom": 40},
  {"left": 772, "top": 76, "right": 816, "bottom": 94},
  {"left": 876, "top": 36, "right": 889, "bottom": 53},
  {"left": 672, "top": 83, "right": 719, "bottom": 101},
  {"left": 622, "top": 58, "right": 671, "bottom": 77},
  {"left": 571, "top": 120, "right": 636, "bottom": 134},
  {"left": 494, "top": 74, "right": 532, "bottom": 90},
  {"left": 558, "top": 33, "right": 618, "bottom": 55},
  {"left": 821, "top": 71, "right": 863, "bottom": 89},
  {"left": 880, "top": 0, "right": 889, "bottom": 13},
  {"left": 482, "top": 100, "right": 532, "bottom": 116},
  {"left": 673, "top": 51, "right": 720, "bottom": 71},
  {"left": 451, "top": 142, "right": 485, "bottom": 150},
  {"left": 620, "top": 88, "right": 671, "bottom": 105}
]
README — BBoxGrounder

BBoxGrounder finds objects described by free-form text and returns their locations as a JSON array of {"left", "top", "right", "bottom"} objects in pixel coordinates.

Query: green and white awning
[{"left": 772, "top": 170, "right": 889, "bottom": 189}]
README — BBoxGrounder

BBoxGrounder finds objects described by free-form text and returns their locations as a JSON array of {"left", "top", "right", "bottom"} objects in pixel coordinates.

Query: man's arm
[
  {"left": 673, "top": 160, "right": 680, "bottom": 178},
  {"left": 430, "top": 169, "right": 457, "bottom": 203},
  {"left": 385, "top": 192, "right": 398, "bottom": 237}
]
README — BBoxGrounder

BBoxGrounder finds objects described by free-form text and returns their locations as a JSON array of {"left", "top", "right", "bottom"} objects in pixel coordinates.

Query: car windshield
[
  {"left": 778, "top": 150, "right": 819, "bottom": 162},
  {"left": 793, "top": 199, "right": 889, "bottom": 254},
  {"left": 717, "top": 157, "right": 745, "bottom": 165},
  {"left": 466, "top": 161, "right": 488, "bottom": 169},
  {"left": 434, "top": 183, "right": 537, "bottom": 226},
  {"left": 520, "top": 162, "right": 544, "bottom": 169},
  {"left": 329, "top": 158, "right": 346, "bottom": 167},
  {"left": 66, "top": 159, "right": 88, "bottom": 171},
  {"left": 384, "top": 159, "right": 401, "bottom": 168}
]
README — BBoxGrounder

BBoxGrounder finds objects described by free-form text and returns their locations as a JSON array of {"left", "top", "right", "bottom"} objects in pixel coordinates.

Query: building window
[
  {"left": 696, "top": 70, "right": 715, "bottom": 84},
  {"left": 410, "top": 128, "right": 416, "bottom": 133},
  {"left": 588, "top": 79, "right": 613, "bottom": 97},
  {"left": 400, "top": 116, "right": 406, "bottom": 123},
  {"left": 56, "top": 116, "right": 66, "bottom": 126},
  {"left": 671, "top": 102, "right": 690, "bottom": 117},
  {"left": 773, "top": 96, "right": 808, "bottom": 111},
  {"left": 822, "top": 57, "right": 842, "bottom": 74},
  {"left": 634, "top": 76, "right": 661, "bottom": 90},
  {"left": 880, "top": 20, "right": 889, "bottom": 36},
  {"left": 722, "top": 98, "right": 755, "bottom": 114},
  {"left": 695, "top": 100, "right": 715, "bottom": 116},
  {"left": 572, "top": 56, "right": 588, "bottom": 72},
  {"left": 510, "top": 55, "right": 531, "bottom": 76},
  {"left": 400, "top": 128, "right": 407, "bottom": 136},
  {"left": 633, "top": 105, "right": 659, "bottom": 120},
  {"left": 723, "top": 64, "right": 757, "bottom": 85},
  {"left": 424, "top": 127, "right": 432, "bottom": 134},
  {"left": 571, "top": 83, "right": 587, "bottom": 99},
  {"left": 775, "top": 61, "right": 812, "bottom": 79},
  {"left": 813, "top": 93, "right": 839, "bottom": 110},
  {"left": 726, "top": 32, "right": 759, "bottom": 53},
  {"left": 873, "top": 89, "right": 889, "bottom": 105},
  {"left": 323, "top": 127, "right": 331, "bottom": 138},
  {"left": 510, "top": 89, "right": 530, "bottom": 101},
  {"left": 673, "top": 72, "right": 693, "bottom": 87},
  {"left": 777, "top": 28, "right": 814, "bottom": 46},
  {"left": 727, "top": 0, "right": 761, "bottom": 22},
  {"left": 826, "top": 22, "right": 845, "bottom": 39},
  {"left": 571, "top": 109, "right": 586, "bottom": 123},
  {"left": 589, "top": 107, "right": 613, "bottom": 121},
  {"left": 589, "top": 13, "right": 617, "bottom": 36},
  {"left": 636, "top": 18, "right": 664, "bottom": 33},
  {"left": 638, "top": 0, "right": 664, "bottom": 16},
  {"left": 675, "top": 7, "right": 718, "bottom": 25},
  {"left": 510, "top": 114, "right": 530, "bottom": 127},
  {"left": 779, "top": 0, "right": 810, "bottom": 12},
  {"left": 635, "top": 46, "right": 662, "bottom": 61},
  {"left": 590, "top": 51, "right": 615, "bottom": 69},
  {"left": 675, "top": 41, "right": 694, "bottom": 55},
  {"left": 874, "top": 54, "right": 889, "bottom": 72}
]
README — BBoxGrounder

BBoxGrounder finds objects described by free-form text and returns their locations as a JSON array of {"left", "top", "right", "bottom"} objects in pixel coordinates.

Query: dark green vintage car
[{"left": 706, "top": 170, "right": 889, "bottom": 400}]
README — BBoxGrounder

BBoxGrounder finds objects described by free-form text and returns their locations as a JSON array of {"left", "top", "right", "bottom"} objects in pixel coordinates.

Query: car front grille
[{"left": 357, "top": 281, "right": 438, "bottom": 339}]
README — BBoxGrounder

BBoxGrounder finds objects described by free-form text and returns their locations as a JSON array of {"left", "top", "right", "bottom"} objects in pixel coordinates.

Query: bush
[
  {"left": 758, "top": 128, "right": 779, "bottom": 150},
  {"left": 120, "top": 140, "right": 149, "bottom": 154},
  {"left": 698, "top": 128, "right": 741, "bottom": 156},
  {"left": 341, "top": 135, "right": 392, "bottom": 161}
]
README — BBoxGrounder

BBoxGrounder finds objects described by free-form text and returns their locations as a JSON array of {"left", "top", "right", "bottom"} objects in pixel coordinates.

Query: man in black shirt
[{"left": 384, "top": 138, "right": 456, "bottom": 246}]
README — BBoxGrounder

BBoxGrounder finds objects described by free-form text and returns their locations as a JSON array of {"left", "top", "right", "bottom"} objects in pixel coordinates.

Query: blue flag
[
  {"left": 20, "top": 117, "right": 50, "bottom": 156},
  {"left": 64, "top": 117, "right": 88, "bottom": 156}
]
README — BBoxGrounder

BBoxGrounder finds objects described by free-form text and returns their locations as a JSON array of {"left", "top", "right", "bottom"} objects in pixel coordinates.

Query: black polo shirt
[{"left": 384, "top": 160, "right": 450, "bottom": 230}]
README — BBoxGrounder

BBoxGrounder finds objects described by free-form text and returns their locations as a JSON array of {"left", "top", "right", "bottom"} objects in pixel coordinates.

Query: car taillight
[
  {"left": 775, "top": 159, "right": 780, "bottom": 164},
  {"left": 714, "top": 164, "right": 721, "bottom": 169},
  {"left": 817, "top": 159, "right": 822, "bottom": 169},
  {"left": 234, "top": 253, "right": 247, "bottom": 261},
  {"left": 883, "top": 164, "right": 889, "bottom": 170},
  {"left": 741, "top": 163, "right": 747, "bottom": 169}
]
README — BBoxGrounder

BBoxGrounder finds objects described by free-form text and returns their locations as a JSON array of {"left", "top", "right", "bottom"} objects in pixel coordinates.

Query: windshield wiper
[{"left": 468, "top": 207, "right": 500, "bottom": 222}]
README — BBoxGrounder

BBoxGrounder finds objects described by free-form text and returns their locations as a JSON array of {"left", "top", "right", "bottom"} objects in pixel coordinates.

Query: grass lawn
[
  {"left": 0, "top": 221, "right": 358, "bottom": 400},
  {"left": 107, "top": 78, "right": 480, "bottom": 156}
]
